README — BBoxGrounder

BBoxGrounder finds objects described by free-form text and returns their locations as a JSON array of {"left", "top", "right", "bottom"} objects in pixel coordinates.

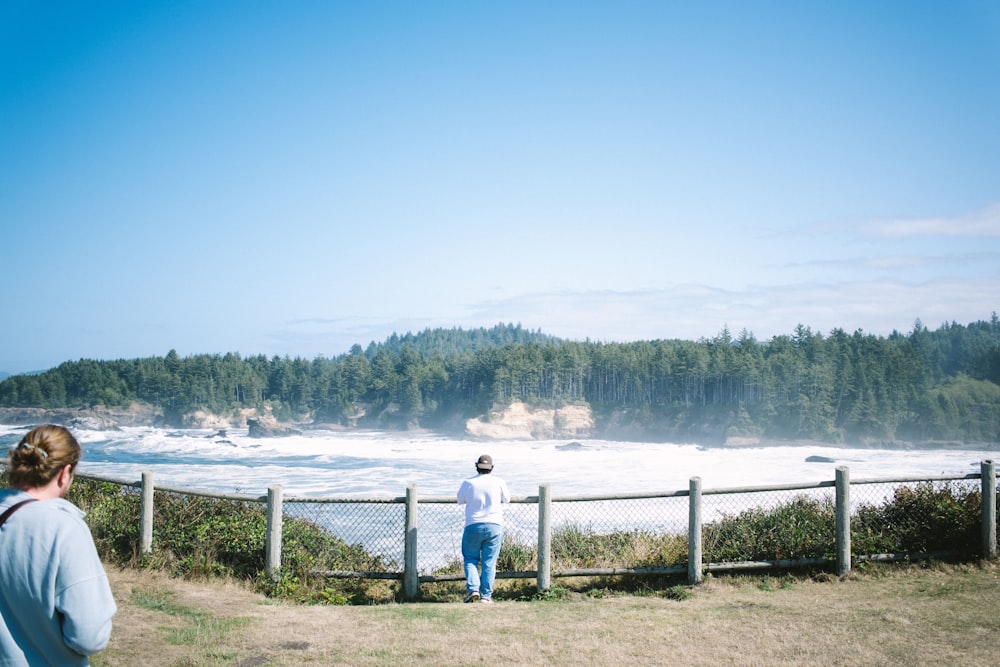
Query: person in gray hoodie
[{"left": 0, "top": 424, "right": 117, "bottom": 666}]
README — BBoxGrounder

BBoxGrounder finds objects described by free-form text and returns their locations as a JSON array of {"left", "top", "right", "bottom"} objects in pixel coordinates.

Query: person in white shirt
[{"left": 456, "top": 454, "right": 510, "bottom": 603}]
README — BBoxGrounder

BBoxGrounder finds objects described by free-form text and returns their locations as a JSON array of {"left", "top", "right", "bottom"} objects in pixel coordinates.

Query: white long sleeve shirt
[{"left": 457, "top": 473, "right": 510, "bottom": 526}]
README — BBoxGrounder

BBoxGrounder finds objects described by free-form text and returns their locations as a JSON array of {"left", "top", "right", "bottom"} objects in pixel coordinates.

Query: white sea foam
[{"left": 4, "top": 424, "right": 994, "bottom": 498}]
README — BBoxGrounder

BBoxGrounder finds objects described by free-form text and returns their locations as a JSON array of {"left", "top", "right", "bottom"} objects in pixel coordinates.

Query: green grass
[{"left": 131, "top": 588, "right": 252, "bottom": 647}]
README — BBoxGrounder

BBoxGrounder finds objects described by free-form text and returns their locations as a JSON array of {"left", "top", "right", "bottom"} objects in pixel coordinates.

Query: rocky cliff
[
  {"left": 0, "top": 404, "right": 160, "bottom": 430},
  {"left": 464, "top": 402, "right": 595, "bottom": 440},
  {"left": 247, "top": 417, "right": 303, "bottom": 438}
]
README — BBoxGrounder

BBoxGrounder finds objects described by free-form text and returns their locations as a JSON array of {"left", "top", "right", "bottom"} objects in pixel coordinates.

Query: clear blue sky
[{"left": 2, "top": 1, "right": 998, "bottom": 373}]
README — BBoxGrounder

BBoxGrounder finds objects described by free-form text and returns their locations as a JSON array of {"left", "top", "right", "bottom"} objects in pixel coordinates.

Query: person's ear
[{"left": 58, "top": 464, "right": 74, "bottom": 490}]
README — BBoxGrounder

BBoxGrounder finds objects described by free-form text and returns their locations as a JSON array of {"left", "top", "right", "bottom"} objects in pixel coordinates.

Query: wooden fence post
[
  {"left": 688, "top": 476, "right": 702, "bottom": 585},
  {"left": 836, "top": 467, "right": 851, "bottom": 576},
  {"left": 266, "top": 485, "right": 282, "bottom": 582},
  {"left": 404, "top": 484, "right": 419, "bottom": 600},
  {"left": 537, "top": 484, "right": 551, "bottom": 593},
  {"left": 140, "top": 471, "right": 154, "bottom": 555},
  {"left": 982, "top": 460, "right": 997, "bottom": 560}
]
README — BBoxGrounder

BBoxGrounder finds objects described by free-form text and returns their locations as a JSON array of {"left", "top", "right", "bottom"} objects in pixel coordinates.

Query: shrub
[
  {"left": 551, "top": 524, "right": 687, "bottom": 569},
  {"left": 67, "top": 477, "right": 396, "bottom": 604},
  {"left": 852, "top": 483, "right": 982, "bottom": 557},
  {"left": 703, "top": 495, "right": 837, "bottom": 562},
  {"left": 68, "top": 478, "right": 142, "bottom": 562},
  {"left": 498, "top": 538, "right": 536, "bottom": 571}
]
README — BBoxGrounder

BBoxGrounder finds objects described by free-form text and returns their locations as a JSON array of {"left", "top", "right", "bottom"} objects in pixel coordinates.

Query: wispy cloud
[
  {"left": 863, "top": 202, "right": 1000, "bottom": 239},
  {"left": 783, "top": 251, "right": 1000, "bottom": 272},
  {"left": 256, "top": 275, "right": 998, "bottom": 357},
  {"left": 460, "top": 278, "right": 999, "bottom": 344}
]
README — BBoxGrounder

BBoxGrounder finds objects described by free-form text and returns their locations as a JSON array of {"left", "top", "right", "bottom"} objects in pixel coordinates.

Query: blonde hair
[{"left": 7, "top": 424, "right": 81, "bottom": 489}]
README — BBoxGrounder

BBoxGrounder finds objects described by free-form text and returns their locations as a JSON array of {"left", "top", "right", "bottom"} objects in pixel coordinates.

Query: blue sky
[{"left": 2, "top": 1, "right": 999, "bottom": 373}]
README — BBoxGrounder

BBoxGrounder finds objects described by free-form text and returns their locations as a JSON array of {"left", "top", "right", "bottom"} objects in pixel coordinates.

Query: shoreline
[{"left": 1, "top": 406, "right": 997, "bottom": 452}]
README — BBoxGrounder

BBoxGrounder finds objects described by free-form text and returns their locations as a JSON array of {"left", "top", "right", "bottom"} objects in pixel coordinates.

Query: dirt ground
[
  {"left": 93, "top": 561, "right": 1000, "bottom": 667},
  {"left": 96, "top": 566, "right": 345, "bottom": 666}
]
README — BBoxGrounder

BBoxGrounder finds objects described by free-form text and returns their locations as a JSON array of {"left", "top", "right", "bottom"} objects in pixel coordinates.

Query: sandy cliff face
[
  {"left": 182, "top": 410, "right": 232, "bottom": 429},
  {"left": 464, "top": 401, "right": 595, "bottom": 440},
  {"left": 181, "top": 408, "right": 267, "bottom": 429}
]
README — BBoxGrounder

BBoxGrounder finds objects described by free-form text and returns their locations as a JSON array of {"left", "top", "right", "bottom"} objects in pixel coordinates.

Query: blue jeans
[{"left": 462, "top": 522, "right": 503, "bottom": 599}]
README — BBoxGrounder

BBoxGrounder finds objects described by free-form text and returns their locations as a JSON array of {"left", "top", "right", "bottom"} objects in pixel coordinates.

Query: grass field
[{"left": 91, "top": 560, "right": 1000, "bottom": 666}]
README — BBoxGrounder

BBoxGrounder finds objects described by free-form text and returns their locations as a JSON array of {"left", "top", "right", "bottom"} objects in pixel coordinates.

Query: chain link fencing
[
  {"left": 55, "top": 465, "right": 998, "bottom": 586},
  {"left": 701, "top": 484, "right": 838, "bottom": 564},
  {"left": 849, "top": 477, "right": 986, "bottom": 559},
  {"left": 276, "top": 469, "right": 996, "bottom": 577}
]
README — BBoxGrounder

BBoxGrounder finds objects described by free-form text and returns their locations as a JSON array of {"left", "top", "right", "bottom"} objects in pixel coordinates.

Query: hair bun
[{"left": 15, "top": 442, "right": 49, "bottom": 460}]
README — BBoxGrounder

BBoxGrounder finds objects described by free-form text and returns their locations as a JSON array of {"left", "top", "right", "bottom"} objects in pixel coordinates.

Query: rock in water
[
  {"left": 247, "top": 418, "right": 302, "bottom": 438},
  {"left": 557, "top": 441, "right": 585, "bottom": 451}
]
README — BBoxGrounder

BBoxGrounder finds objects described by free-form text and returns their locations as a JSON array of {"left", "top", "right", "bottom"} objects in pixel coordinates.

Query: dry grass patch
[{"left": 93, "top": 561, "right": 1000, "bottom": 666}]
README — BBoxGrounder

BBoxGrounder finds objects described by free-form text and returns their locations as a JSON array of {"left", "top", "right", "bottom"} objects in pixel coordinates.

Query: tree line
[{"left": 1, "top": 319, "right": 999, "bottom": 444}]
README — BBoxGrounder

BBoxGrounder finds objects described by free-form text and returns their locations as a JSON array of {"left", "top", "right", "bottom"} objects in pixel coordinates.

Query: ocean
[{"left": 2, "top": 423, "right": 996, "bottom": 498}]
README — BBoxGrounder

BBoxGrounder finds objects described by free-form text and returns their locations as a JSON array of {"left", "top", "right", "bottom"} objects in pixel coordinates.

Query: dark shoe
[{"left": 464, "top": 592, "right": 480, "bottom": 603}]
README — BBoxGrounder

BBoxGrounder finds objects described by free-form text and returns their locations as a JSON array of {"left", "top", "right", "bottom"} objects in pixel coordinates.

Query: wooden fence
[{"left": 83, "top": 461, "right": 997, "bottom": 601}]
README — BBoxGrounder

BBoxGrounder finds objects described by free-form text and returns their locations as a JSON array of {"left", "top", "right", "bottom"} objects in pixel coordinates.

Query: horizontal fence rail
[{"left": 72, "top": 461, "right": 998, "bottom": 600}]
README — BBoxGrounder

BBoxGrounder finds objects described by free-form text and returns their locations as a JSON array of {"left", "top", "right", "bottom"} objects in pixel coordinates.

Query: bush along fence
[{"left": 72, "top": 461, "right": 997, "bottom": 601}]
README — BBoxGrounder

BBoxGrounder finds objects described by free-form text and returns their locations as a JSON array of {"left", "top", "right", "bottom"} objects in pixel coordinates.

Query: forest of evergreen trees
[{"left": 1, "top": 319, "right": 999, "bottom": 445}]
